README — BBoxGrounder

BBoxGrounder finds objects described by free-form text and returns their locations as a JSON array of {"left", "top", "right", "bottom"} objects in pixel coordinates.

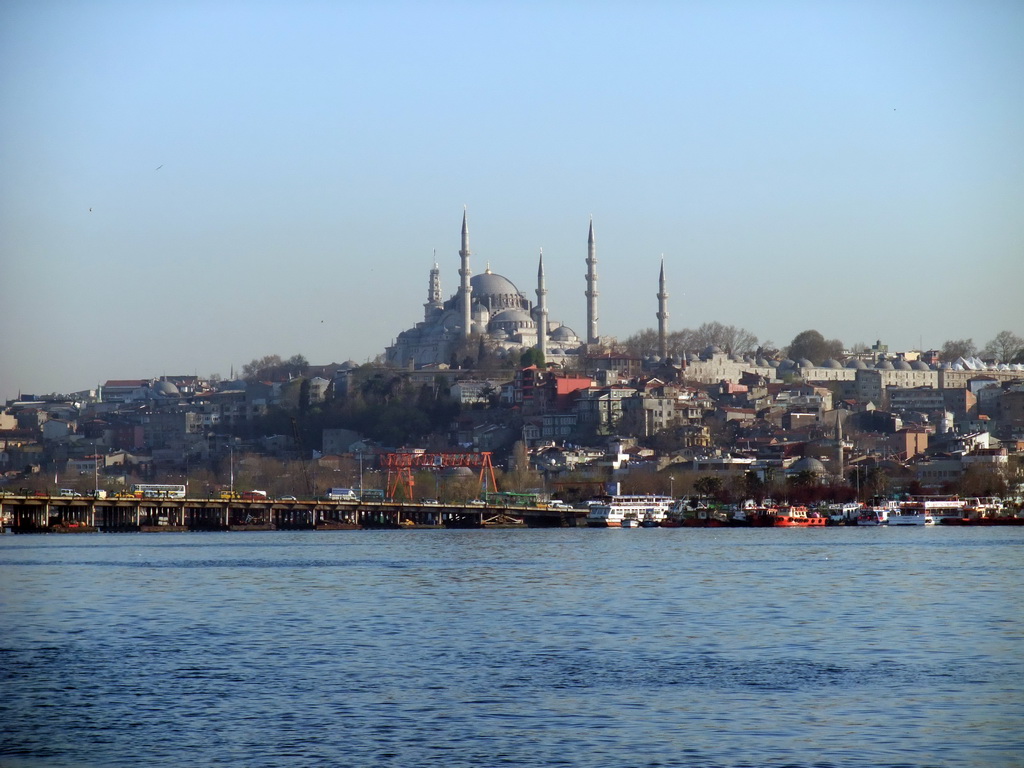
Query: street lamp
[{"left": 670, "top": 476, "right": 675, "bottom": 499}]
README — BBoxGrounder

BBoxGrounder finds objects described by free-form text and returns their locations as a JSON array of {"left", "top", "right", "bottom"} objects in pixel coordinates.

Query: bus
[{"left": 130, "top": 484, "right": 186, "bottom": 499}]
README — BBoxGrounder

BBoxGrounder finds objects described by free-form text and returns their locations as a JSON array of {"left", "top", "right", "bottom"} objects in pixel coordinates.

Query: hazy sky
[{"left": 2, "top": 0, "right": 1022, "bottom": 400}]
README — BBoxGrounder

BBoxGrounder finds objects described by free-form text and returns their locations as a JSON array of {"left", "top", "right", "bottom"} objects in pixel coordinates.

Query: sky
[{"left": 2, "top": 0, "right": 1022, "bottom": 400}]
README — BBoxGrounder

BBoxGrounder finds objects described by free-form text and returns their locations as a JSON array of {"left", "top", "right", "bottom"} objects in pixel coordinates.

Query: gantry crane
[{"left": 381, "top": 451, "right": 498, "bottom": 501}]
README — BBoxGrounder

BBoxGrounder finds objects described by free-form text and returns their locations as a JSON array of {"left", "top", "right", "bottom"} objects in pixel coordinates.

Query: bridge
[{"left": 0, "top": 494, "right": 584, "bottom": 533}]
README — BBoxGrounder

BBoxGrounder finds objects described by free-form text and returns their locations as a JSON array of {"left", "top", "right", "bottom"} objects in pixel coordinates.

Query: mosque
[{"left": 385, "top": 211, "right": 658, "bottom": 369}]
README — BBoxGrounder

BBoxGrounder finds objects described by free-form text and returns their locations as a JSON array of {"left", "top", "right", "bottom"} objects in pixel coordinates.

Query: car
[
  {"left": 421, "top": 498, "right": 441, "bottom": 505},
  {"left": 279, "top": 495, "right": 298, "bottom": 501}
]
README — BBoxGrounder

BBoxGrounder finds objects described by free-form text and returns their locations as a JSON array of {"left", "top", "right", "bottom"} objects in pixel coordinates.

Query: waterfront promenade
[{"left": 0, "top": 494, "right": 581, "bottom": 533}]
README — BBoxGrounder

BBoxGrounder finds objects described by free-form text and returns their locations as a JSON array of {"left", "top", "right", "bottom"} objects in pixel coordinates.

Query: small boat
[
  {"left": 857, "top": 508, "right": 889, "bottom": 526},
  {"left": 768, "top": 505, "right": 827, "bottom": 527}
]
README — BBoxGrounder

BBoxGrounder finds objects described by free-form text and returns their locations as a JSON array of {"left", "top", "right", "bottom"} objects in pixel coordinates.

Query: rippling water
[{"left": 1, "top": 527, "right": 1021, "bottom": 767}]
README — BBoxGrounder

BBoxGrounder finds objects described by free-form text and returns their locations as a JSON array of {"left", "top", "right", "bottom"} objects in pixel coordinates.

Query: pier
[{"left": 0, "top": 494, "right": 583, "bottom": 533}]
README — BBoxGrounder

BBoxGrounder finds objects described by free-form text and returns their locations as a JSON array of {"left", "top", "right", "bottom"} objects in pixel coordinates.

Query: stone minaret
[
  {"left": 657, "top": 257, "right": 669, "bottom": 359},
  {"left": 536, "top": 249, "right": 548, "bottom": 361},
  {"left": 459, "top": 209, "right": 473, "bottom": 339},
  {"left": 835, "top": 411, "right": 845, "bottom": 479},
  {"left": 585, "top": 217, "right": 599, "bottom": 345},
  {"left": 424, "top": 252, "right": 442, "bottom": 322}
]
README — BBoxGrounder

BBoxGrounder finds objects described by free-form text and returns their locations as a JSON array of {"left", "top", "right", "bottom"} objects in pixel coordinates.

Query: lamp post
[{"left": 670, "top": 476, "right": 675, "bottom": 499}]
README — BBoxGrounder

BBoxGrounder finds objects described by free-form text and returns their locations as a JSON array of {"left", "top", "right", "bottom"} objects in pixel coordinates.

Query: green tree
[
  {"left": 520, "top": 348, "right": 546, "bottom": 368},
  {"left": 785, "top": 330, "right": 844, "bottom": 364},
  {"left": 693, "top": 475, "right": 723, "bottom": 500}
]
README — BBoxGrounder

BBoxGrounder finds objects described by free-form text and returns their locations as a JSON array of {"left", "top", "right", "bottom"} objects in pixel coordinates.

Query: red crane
[{"left": 382, "top": 451, "right": 498, "bottom": 501}]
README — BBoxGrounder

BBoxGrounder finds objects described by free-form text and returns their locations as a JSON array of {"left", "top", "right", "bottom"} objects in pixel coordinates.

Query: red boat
[{"left": 765, "top": 505, "right": 827, "bottom": 527}]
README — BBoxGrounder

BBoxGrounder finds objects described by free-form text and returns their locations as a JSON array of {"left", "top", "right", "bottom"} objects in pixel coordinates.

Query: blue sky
[{"left": 2, "top": 0, "right": 1022, "bottom": 399}]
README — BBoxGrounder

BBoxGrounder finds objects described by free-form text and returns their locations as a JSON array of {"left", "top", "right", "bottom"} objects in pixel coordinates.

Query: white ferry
[
  {"left": 586, "top": 495, "right": 674, "bottom": 528},
  {"left": 890, "top": 496, "right": 964, "bottom": 526}
]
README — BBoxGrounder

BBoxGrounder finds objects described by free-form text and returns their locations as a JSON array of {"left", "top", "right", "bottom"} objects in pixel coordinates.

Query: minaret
[
  {"left": 536, "top": 248, "right": 548, "bottom": 361},
  {"left": 835, "top": 411, "right": 845, "bottom": 479},
  {"left": 585, "top": 217, "right": 599, "bottom": 345},
  {"left": 459, "top": 208, "right": 473, "bottom": 339},
  {"left": 657, "top": 257, "right": 669, "bottom": 359},
  {"left": 424, "top": 252, "right": 442, "bottom": 322}
]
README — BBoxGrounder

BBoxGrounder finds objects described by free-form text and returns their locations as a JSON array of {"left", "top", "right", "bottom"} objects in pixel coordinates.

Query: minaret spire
[
  {"left": 657, "top": 256, "right": 669, "bottom": 359},
  {"left": 585, "top": 217, "right": 599, "bottom": 345},
  {"left": 536, "top": 248, "right": 548, "bottom": 362},
  {"left": 459, "top": 207, "right": 473, "bottom": 339}
]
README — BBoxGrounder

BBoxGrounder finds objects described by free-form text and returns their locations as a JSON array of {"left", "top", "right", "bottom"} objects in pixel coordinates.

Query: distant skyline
[{"left": 2, "top": 1, "right": 1022, "bottom": 400}]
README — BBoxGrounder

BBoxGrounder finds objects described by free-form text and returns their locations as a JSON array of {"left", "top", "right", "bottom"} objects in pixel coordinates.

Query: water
[{"left": 1, "top": 527, "right": 1021, "bottom": 768}]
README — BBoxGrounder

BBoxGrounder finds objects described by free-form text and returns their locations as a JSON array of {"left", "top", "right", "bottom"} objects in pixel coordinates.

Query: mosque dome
[
  {"left": 790, "top": 456, "right": 827, "bottom": 475},
  {"left": 911, "top": 360, "right": 931, "bottom": 371},
  {"left": 822, "top": 359, "right": 843, "bottom": 369},
  {"left": 489, "top": 308, "right": 534, "bottom": 333},
  {"left": 876, "top": 360, "right": 895, "bottom": 370},
  {"left": 471, "top": 270, "right": 527, "bottom": 311},
  {"left": 551, "top": 325, "right": 578, "bottom": 342},
  {"left": 894, "top": 360, "right": 913, "bottom": 371},
  {"left": 846, "top": 359, "right": 867, "bottom": 369},
  {"left": 152, "top": 380, "right": 180, "bottom": 397},
  {"left": 796, "top": 358, "right": 814, "bottom": 368}
]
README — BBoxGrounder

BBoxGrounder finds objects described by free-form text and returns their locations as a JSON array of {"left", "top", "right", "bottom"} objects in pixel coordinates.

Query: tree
[
  {"left": 982, "top": 331, "right": 1024, "bottom": 363},
  {"left": 520, "top": 348, "right": 545, "bottom": 368},
  {"left": 241, "top": 353, "right": 309, "bottom": 382},
  {"left": 785, "top": 330, "right": 844, "bottom": 364},
  {"left": 692, "top": 322, "right": 758, "bottom": 355},
  {"left": 693, "top": 475, "right": 723, "bottom": 500},
  {"left": 939, "top": 338, "right": 976, "bottom": 363}
]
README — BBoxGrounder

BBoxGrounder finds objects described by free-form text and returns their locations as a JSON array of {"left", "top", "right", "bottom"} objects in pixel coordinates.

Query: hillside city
[{"left": 5, "top": 326, "right": 1024, "bottom": 510}]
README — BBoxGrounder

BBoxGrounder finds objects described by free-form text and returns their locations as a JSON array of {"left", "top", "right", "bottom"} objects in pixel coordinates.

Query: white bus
[{"left": 130, "top": 484, "right": 186, "bottom": 499}]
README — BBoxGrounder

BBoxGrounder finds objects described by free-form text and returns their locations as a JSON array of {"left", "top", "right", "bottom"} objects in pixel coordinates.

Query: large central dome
[{"left": 471, "top": 269, "right": 527, "bottom": 311}]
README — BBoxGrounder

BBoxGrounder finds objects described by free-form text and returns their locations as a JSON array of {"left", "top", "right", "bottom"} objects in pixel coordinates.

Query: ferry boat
[
  {"left": 586, "top": 495, "right": 674, "bottom": 528},
  {"left": 889, "top": 496, "right": 965, "bottom": 526}
]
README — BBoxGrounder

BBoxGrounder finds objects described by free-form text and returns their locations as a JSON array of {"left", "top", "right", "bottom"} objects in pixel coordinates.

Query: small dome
[
  {"left": 911, "top": 360, "right": 931, "bottom": 371},
  {"left": 779, "top": 359, "right": 797, "bottom": 370},
  {"left": 551, "top": 325, "right": 577, "bottom": 341},
  {"left": 790, "top": 456, "right": 826, "bottom": 475},
  {"left": 152, "top": 380, "right": 179, "bottom": 396},
  {"left": 797, "top": 358, "right": 813, "bottom": 368},
  {"left": 822, "top": 359, "right": 843, "bottom": 369},
  {"left": 894, "top": 360, "right": 913, "bottom": 371},
  {"left": 876, "top": 360, "right": 895, "bottom": 370},
  {"left": 846, "top": 359, "right": 867, "bottom": 369}
]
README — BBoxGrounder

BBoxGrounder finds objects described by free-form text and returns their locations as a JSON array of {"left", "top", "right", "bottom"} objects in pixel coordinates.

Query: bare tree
[
  {"left": 982, "top": 331, "right": 1024, "bottom": 363},
  {"left": 939, "top": 338, "right": 977, "bottom": 362}
]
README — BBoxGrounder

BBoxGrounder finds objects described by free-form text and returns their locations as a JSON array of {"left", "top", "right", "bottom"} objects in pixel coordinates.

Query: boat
[
  {"left": 585, "top": 495, "right": 674, "bottom": 528},
  {"left": 855, "top": 500, "right": 899, "bottom": 526},
  {"left": 888, "top": 501, "right": 937, "bottom": 526},
  {"left": 768, "top": 505, "right": 827, "bottom": 527},
  {"left": 856, "top": 508, "right": 889, "bottom": 526},
  {"left": 662, "top": 500, "right": 728, "bottom": 527}
]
